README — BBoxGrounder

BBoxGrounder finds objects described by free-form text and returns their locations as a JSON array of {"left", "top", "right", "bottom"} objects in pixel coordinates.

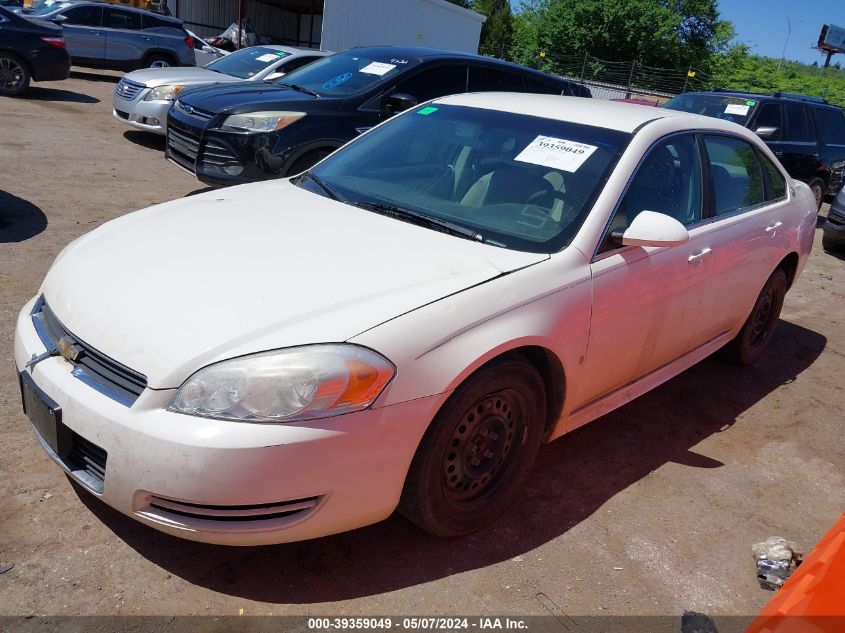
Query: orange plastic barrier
[{"left": 746, "top": 512, "right": 845, "bottom": 633}]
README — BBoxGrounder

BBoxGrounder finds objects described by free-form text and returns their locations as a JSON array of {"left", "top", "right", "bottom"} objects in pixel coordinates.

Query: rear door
[
  {"left": 58, "top": 5, "right": 104, "bottom": 63},
  {"left": 102, "top": 7, "right": 144, "bottom": 66},
  {"left": 777, "top": 103, "right": 821, "bottom": 183}
]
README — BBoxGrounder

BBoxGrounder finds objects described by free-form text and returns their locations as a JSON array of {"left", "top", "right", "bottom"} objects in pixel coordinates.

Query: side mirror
[
  {"left": 618, "top": 210, "right": 689, "bottom": 248},
  {"left": 51, "top": 14, "right": 67, "bottom": 23},
  {"left": 754, "top": 125, "right": 779, "bottom": 140},
  {"left": 266, "top": 71, "right": 284, "bottom": 81},
  {"left": 380, "top": 92, "right": 418, "bottom": 117}
]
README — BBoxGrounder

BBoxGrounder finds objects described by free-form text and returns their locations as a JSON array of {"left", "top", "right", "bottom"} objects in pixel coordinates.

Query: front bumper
[
  {"left": 113, "top": 89, "right": 169, "bottom": 135},
  {"left": 14, "top": 296, "right": 444, "bottom": 545}
]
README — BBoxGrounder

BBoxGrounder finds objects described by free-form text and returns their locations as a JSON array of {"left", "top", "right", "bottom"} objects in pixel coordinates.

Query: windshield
[
  {"left": 204, "top": 47, "right": 289, "bottom": 79},
  {"left": 274, "top": 50, "right": 419, "bottom": 97},
  {"left": 663, "top": 94, "right": 759, "bottom": 127},
  {"left": 29, "top": 0, "right": 70, "bottom": 14},
  {"left": 304, "top": 104, "right": 630, "bottom": 253}
]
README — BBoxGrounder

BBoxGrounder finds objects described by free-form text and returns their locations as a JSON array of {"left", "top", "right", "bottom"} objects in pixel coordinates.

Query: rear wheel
[
  {"left": 0, "top": 53, "right": 30, "bottom": 96},
  {"left": 721, "top": 269, "right": 787, "bottom": 366},
  {"left": 144, "top": 54, "right": 174, "bottom": 69},
  {"left": 807, "top": 178, "right": 825, "bottom": 210},
  {"left": 822, "top": 234, "right": 841, "bottom": 252},
  {"left": 400, "top": 358, "right": 546, "bottom": 537}
]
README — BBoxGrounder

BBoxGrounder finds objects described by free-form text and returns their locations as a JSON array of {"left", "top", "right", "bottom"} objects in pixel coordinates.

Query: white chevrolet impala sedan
[{"left": 15, "top": 94, "right": 817, "bottom": 545}]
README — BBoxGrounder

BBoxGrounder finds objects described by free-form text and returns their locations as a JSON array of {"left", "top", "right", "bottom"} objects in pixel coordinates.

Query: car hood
[
  {"left": 42, "top": 181, "right": 547, "bottom": 389},
  {"left": 122, "top": 67, "right": 242, "bottom": 88},
  {"left": 179, "top": 82, "right": 319, "bottom": 114}
]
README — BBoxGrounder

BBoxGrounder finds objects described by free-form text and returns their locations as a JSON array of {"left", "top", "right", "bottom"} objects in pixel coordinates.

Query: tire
[
  {"left": 0, "top": 53, "right": 31, "bottom": 96},
  {"left": 807, "top": 178, "right": 825, "bottom": 210},
  {"left": 399, "top": 358, "right": 547, "bottom": 537},
  {"left": 286, "top": 149, "right": 333, "bottom": 176},
  {"left": 144, "top": 54, "right": 174, "bottom": 69},
  {"left": 721, "top": 269, "right": 787, "bottom": 366},
  {"left": 822, "top": 234, "right": 840, "bottom": 252}
]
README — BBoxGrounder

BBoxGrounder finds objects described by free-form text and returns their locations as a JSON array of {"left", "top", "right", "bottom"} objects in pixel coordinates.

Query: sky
[
  {"left": 717, "top": 0, "right": 839, "bottom": 64},
  {"left": 508, "top": 0, "right": 841, "bottom": 65}
]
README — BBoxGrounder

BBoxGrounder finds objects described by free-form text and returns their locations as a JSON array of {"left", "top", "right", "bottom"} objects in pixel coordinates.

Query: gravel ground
[{"left": 1, "top": 70, "right": 844, "bottom": 622}]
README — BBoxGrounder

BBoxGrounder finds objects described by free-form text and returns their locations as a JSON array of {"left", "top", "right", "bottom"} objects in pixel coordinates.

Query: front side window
[
  {"left": 703, "top": 135, "right": 765, "bottom": 215},
  {"left": 754, "top": 103, "right": 783, "bottom": 140},
  {"left": 61, "top": 5, "right": 102, "bottom": 26},
  {"left": 305, "top": 104, "right": 630, "bottom": 253},
  {"left": 104, "top": 7, "right": 141, "bottom": 30},
  {"left": 599, "top": 134, "right": 702, "bottom": 253},
  {"left": 204, "top": 47, "right": 290, "bottom": 79},
  {"left": 392, "top": 64, "right": 467, "bottom": 103}
]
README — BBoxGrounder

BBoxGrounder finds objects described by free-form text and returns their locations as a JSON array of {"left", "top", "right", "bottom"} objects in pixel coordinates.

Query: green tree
[{"left": 472, "top": 0, "right": 514, "bottom": 58}]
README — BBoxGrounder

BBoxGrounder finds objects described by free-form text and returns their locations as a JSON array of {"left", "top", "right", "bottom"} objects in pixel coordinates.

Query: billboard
[{"left": 818, "top": 24, "right": 845, "bottom": 53}]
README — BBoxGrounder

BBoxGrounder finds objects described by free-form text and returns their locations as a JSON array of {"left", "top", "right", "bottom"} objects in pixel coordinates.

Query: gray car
[
  {"left": 28, "top": 1, "right": 194, "bottom": 69},
  {"left": 113, "top": 45, "right": 329, "bottom": 135}
]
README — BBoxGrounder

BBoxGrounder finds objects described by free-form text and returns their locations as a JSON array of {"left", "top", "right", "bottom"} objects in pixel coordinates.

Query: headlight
[
  {"left": 145, "top": 85, "right": 185, "bottom": 101},
  {"left": 168, "top": 344, "right": 395, "bottom": 423},
  {"left": 219, "top": 111, "right": 305, "bottom": 133}
]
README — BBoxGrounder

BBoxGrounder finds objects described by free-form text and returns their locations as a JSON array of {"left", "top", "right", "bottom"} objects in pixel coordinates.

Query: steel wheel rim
[
  {"left": 749, "top": 286, "right": 776, "bottom": 347},
  {"left": 0, "top": 57, "right": 25, "bottom": 91},
  {"left": 442, "top": 389, "right": 526, "bottom": 503}
]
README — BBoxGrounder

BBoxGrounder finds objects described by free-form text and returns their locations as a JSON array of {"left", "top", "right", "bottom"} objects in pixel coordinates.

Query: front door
[{"left": 59, "top": 5, "right": 105, "bottom": 64}]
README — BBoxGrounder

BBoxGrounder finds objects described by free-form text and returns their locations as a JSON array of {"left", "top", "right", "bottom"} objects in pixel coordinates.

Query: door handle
[
  {"left": 688, "top": 247, "right": 712, "bottom": 262},
  {"left": 765, "top": 221, "right": 783, "bottom": 233},
  {"left": 774, "top": 151, "right": 783, "bottom": 156},
  {"left": 90, "top": 31, "right": 103, "bottom": 35}
]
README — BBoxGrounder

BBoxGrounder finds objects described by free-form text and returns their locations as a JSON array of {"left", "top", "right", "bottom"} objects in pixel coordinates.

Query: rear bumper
[{"left": 29, "top": 48, "right": 71, "bottom": 82}]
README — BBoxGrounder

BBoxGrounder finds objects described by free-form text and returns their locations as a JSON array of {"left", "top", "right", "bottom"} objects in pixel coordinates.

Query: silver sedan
[{"left": 112, "top": 45, "right": 329, "bottom": 135}]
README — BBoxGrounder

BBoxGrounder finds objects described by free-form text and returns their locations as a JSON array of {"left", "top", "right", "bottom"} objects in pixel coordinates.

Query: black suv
[
  {"left": 166, "top": 46, "right": 592, "bottom": 186},
  {"left": 664, "top": 90, "right": 845, "bottom": 207}
]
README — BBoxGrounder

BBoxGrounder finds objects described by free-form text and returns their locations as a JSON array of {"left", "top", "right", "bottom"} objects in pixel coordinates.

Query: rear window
[
  {"left": 142, "top": 13, "right": 178, "bottom": 30},
  {"left": 664, "top": 94, "right": 759, "bottom": 127}
]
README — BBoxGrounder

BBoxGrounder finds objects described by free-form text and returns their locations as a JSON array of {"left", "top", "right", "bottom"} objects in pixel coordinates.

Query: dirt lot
[{"left": 1, "top": 70, "right": 844, "bottom": 622}]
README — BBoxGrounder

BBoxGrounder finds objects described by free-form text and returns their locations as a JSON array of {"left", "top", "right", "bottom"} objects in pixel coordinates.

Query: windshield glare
[
  {"left": 306, "top": 104, "right": 630, "bottom": 253},
  {"left": 205, "top": 47, "right": 289, "bottom": 78},
  {"left": 30, "top": 0, "right": 70, "bottom": 14},
  {"left": 663, "top": 94, "right": 758, "bottom": 126},
  {"left": 275, "top": 51, "right": 419, "bottom": 97}
]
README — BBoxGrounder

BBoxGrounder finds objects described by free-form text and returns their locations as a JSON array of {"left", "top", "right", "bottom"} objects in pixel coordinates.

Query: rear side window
[
  {"left": 142, "top": 14, "right": 175, "bottom": 30},
  {"left": 762, "top": 155, "right": 787, "bottom": 200},
  {"left": 104, "top": 8, "right": 141, "bottom": 30},
  {"left": 703, "top": 135, "right": 765, "bottom": 215},
  {"left": 754, "top": 103, "right": 782, "bottom": 140},
  {"left": 813, "top": 108, "right": 845, "bottom": 145},
  {"left": 393, "top": 64, "right": 467, "bottom": 103},
  {"left": 62, "top": 6, "right": 102, "bottom": 26},
  {"left": 784, "top": 104, "right": 815, "bottom": 143},
  {"left": 468, "top": 65, "right": 524, "bottom": 92},
  {"left": 524, "top": 76, "right": 563, "bottom": 95}
]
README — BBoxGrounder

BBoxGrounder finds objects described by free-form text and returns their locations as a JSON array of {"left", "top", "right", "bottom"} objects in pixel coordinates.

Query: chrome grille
[
  {"left": 137, "top": 494, "right": 322, "bottom": 527},
  {"left": 167, "top": 126, "right": 201, "bottom": 165},
  {"left": 201, "top": 139, "right": 239, "bottom": 167},
  {"left": 115, "top": 78, "right": 145, "bottom": 100},
  {"left": 31, "top": 297, "right": 147, "bottom": 406},
  {"left": 173, "top": 99, "right": 214, "bottom": 121}
]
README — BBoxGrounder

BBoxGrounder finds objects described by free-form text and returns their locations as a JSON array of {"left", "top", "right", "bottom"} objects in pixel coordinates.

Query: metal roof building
[{"left": 165, "top": 0, "right": 485, "bottom": 53}]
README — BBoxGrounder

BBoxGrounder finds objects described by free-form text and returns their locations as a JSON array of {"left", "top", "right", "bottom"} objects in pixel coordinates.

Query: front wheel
[
  {"left": 721, "top": 269, "right": 787, "bottom": 366},
  {"left": 144, "top": 54, "right": 174, "bottom": 69},
  {"left": 0, "top": 53, "right": 31, "bottom": 96},
  {"left": 399, "top": 358, "right": 547, "bottom": 537}
]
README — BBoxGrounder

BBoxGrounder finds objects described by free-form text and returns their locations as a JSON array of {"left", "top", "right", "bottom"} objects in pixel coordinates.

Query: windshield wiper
[
  {"left": 356, "top": 202, "right": 482, "bottom": 242},
  {"left": 279, "top": 83, "right": 319, "bottom": 97},
  {"left": 300, "top": 171, "right": 344, "bottom": 202}
]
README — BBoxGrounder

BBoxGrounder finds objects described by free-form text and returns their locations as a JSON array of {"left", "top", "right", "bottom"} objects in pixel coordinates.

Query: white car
[
  {"left": 15, "top": 95, "right": 816, "bottom": 545},
  {"left": 112, "top": 45, "right": 329, "bottom": 135}
]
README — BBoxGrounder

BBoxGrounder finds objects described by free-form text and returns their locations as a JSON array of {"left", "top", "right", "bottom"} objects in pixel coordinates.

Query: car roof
[
  {"left": 342, "top": 45, "right": 574, "bottom": 85},
  {"left": 57, "top": 0, "right": 181, "bottom": 22},
  {"left": 434, "top": 92, "right": 699, "bottom": 133}
]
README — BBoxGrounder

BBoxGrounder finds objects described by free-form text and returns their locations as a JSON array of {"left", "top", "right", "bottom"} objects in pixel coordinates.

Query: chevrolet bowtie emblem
[{"left": 57, "top": 336, "right": 83, "bottom": 363}]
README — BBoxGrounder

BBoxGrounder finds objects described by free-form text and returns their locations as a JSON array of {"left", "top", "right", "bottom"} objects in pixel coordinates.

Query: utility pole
[{"left": 777, "top": 16, "right": 805, "bottom": 72}]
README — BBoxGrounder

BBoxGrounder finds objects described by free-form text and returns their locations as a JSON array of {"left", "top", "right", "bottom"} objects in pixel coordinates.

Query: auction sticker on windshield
[
  {"left": 256, "top": 54, "right": 280, "bottom": 62},
  {"left": 725, "top": 103, "right": 751, "bottom": 116},
  {"left": 360, "top": 62, "right": 396, "bottom": 76},
  {"left": 515, "top": 136, "right": 598, "bottom": 172}
]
